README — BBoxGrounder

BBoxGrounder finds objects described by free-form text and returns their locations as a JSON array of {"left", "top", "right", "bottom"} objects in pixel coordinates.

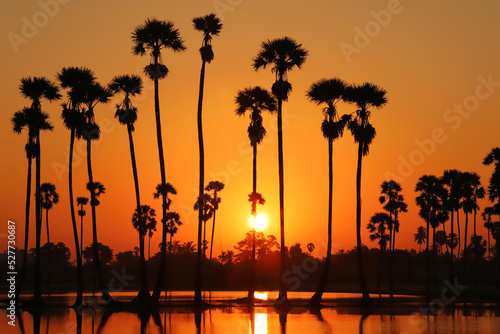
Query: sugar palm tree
[
  {"left": 19, "top": 76, "right": 60, "bottom": 305},
  {"left": 146, "top": 219, "right": 157, "bottom": 261},
  {"left": 57, "top": 66, "right": 95, "bottom": 307},
  {"left": 367, "top": 212, "right": 391, "bottom": 297},
  {"left": 414, "top": 226, "right": 427, "bottom": 252},
  {"left": 165, "top": 212, "right": 182, "bottom": 254},
  {"left": 305, "top": 78, "right": 349, "bottom": 307},
  {"left": 132, "top": 205, "right": 156, "bottom": 299},
  {"left": 132, "top": 18, "right": 186, "bottom": 303},
  {"left": 343, "top": 82, "right": 387, "bottom": 306},
  {"left": 482, "top": 207, "right": 495, "bottom": 261},
  {"left": 152, "top": 182, "right": 178, "bottom": 300},
  {"left": 76, "top": 197, "right": 88, "bottom": 254},
  {"left": 108, "top": 74, "right": 149, "bottom": 299},
  {"left": 192, "top": 13, "right": 222, "bottom": 305},
  {"left": 39, "top": 182, "right": 58, "bottom": 299},
  {"left": 11, "top": 107, "right": 40, "bottom": 301},
  {"left": 416, "top": 175, "right": 448, "bottom": 299},
  {"left": 253, "top": 37, "right": 308, "bottom": 305},
  {"left": 247, "top": 192, "right": 265, "bottom": 301},
  {"left": 483, "top": 147, "right": 500, "bottom": 213}
]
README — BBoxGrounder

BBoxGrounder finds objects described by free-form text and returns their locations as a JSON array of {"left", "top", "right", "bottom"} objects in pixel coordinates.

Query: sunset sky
[{"left": 1, "top": 0, "right": 499, "bottom": 260}]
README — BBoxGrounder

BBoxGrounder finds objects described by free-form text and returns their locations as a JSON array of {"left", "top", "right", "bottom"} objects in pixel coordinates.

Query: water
[{"left": 1, "top": 292, "right": 499, "bottom": 333}]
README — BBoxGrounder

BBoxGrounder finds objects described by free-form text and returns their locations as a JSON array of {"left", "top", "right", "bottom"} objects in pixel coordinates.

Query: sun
[{"left": 249, "top": 213, "right": 268, "bottom": 231}]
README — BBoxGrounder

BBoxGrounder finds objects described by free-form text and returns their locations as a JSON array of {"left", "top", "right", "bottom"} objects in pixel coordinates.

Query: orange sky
[{"left": 1, "top": 0, "right": 499, "bottom": 260}]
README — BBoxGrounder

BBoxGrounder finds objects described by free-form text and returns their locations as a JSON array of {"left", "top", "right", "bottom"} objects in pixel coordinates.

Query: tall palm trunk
[
  {"left": 128, "top": 123, "right": 149, "bottom": 297},
  {"left": 152, "top": 57, "right": 169, "bottom": 302},
  {"left": 425, "top": 216, "right": 430, "bottom": 300},
  {"left": 86, "top": 139, "right": 112, "bottom": 302},
  {"left": 69, "top": 129, "right": 83, "bottom": 307},
  {"left": 432, "top": 227, "right": 437, "bottom": 289},
  {"left": 456, "top": 210, "right": 461, "bottom": 257},
  {"left": 450, "top": 210, "right": 455, "bottom": 279},
  {"left": 276, "top": 88, "right": 288, "bottom": 305},
  {"left": 389, "top": 212, "right": 397, "bottom": 302},
  {"left": 309, "top": 132, "right": 333, "bottom": 306},
  {"left": 355, "top": 142, "right": 371, "bottom": 306},
  {"left": 45, "top": 209, "right": 52, "bottom": 299},
  {"left": 33, "top": 133, "right": 43, "bottom": 305},
  {"left": 248, "top": 144, "right": 258, "bottom": 301},
  {"left": 209, "top": 201, "right": 217, "bottom": 293},
  {"left": 463, "top": 212, "right": 469, "bottom": 284},
  {"left": 195, "top": 60, "right": 206, "bottom": 305},
  {"left": 16, "top": 142, "right": 33, "bottom": 301}
]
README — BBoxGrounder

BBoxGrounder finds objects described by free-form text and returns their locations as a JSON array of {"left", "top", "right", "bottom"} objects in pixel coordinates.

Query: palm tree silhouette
[
  {"left": 57, "top": 66, "right": 95, "bottom": 307},
  {"left": 343, "top": 82, "right": 387, "bottom": 306},
  {"left": 39, "top": 182, "right": 58, "bottom": 299},
  {"left": 460, "top": 172, "right": 484, "bottom": 284},
  {"left": 108, "top": 74, "right": 150, "bottom": 300},
  {"left": 253, "top": 37, "right": 308, "bottom": 305},
  {"left": 192, "top": 13, "right": 222, "bottom": 305},
  {"left": 11, "top": 107, "right": 40, "bottom": 301},
  {"left": 416, "top": 175, "right": 448, "bottom": 299},
  {"left": 204, "top": 181, "right": 225, "bottom": 293},
  {"left": 378, "top": 180, "right": 407, "bottom": 302},
  {"left": 146, "top": 218, "right": 157, "bottom": 261},
  {"left": 76, "top": 197, "right": 88, "bottom": 254},
  {"left": 414, "top": 226, "right": 427, "bottom": 252},
  {"left": 165, "top": 212, "right": 182, "bottom": 254},
  {"left": 80, "top": 78, "right": 112, "bottom": 302},
  {"left": 18, "top": 76, "right": 60, "bottom": 305},
  {"left": 132, "top": 204, "right": 157, "bottom": 299},
  {"left": 305, "top": 78, "right": 348, "bottom": 307},
  {"left": 367, "top": 212, "right": 391, "bottom": 297},
  {"left": 132, "top": 18, "right": 186, "bottom": 302},
  {"left": 483, "top": 147, "right": 500, "bottom": 213},
  {"left": 442, "top": 169, "right": 464, "bottom": 277},
  {"left": 482, "top": 207, "right": 495, "bottom": 261}
]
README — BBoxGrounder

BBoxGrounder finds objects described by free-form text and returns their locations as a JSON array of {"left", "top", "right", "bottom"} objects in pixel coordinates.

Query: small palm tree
[
  {"left": 414, "top": 226, "right": 427, "bottom": 252},
  {"left": 76, "top": 196, "right": 88, "bottom": 254},
  {"left": 152, "top": 182, "right": 177, "bottom": 300},
  {"left": 482, "top": 207, "right": 495, "bottom": 261},
  {"left": 58, "top": 66, "right": 95, "bottom": 307},
  {"left": 132, "top": 18, "right": 186, "bottom": 302},
  {"left": 253, "top": 36, "right": 308, "bottom": 305},
  {"left": 192, "top": 13, "right": 222, "bottom": 305},
  {"left": 343, "top": 82, "right": 387, "bottom": 306},
  {"left": 165, "top": 212, "right": 182, "bottom": 254},
  {"left": 18, "top": 76, "right": 60, "bottom": 305},
  {"left": 39, "top": 183, "right": 59, "bottom": 245},
  {"left": 132, "top": 204, "right": 157, "bottom": 299},
  {"left": 247, "top": 192, "right": 265, "bottom": 301},
  {"left": 441, "top": 169, "right": 464, "bottom": 266},
  {"left": 205, "top": 181, "right": 225, "bottom": 293},
  {"left": 306, "top": 78, "right": 348, "bottom": 307},
  {"left": 367, "top": 212, "right": 392, "bottom": 297},
  {"left": 483, "top": 147, "right": 500, "bottom": 213}
]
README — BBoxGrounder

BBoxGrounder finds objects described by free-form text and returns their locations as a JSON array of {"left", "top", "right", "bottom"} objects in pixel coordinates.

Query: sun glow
[
  {"left": 249, "top": 213, "right": 268, "bottom": 231},
  {"left": 253, "top": 291, "right": 268, "bottom": 300}
]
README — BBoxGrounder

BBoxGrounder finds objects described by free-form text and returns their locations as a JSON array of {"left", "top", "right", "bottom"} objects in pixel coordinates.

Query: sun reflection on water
[{"left": 253, "top": 292, "right": 268, "bottom": 300}]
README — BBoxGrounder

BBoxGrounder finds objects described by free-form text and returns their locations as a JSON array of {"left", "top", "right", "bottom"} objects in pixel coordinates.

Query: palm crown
[
  {"left": 108, "top": 75, "right": 143, "bottom": 128},
  {"left": 193, "top": 13, "right": 222, "bottom": 63},
  {"left": 39, "top": 183, "right": 59, "bottom": 210},
  {"left": 20, "top": 76, "right": 61, "bottom": 108}
]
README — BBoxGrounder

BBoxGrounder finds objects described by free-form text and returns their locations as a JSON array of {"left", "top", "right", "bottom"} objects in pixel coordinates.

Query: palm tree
[
  {"left": 482, "top": 207, "right": 495, "bottom": 261},
  {"left": 416, "top": 175, "right": 448, "bottom": 298},
  {"left": 304, "top": 78, "right": 348, "bottom": 307},
  {"left": 108, "top": 74, "right": 149, "bottom": 299},
  {"left": 11, "top": 107, "right": 39, "bottom": 301},
  {"left": 165, "top": 212, "right": 182, "bottom": 254},
  {"left": 152, "top": 182, "right": 178, "bottom": 300},
  {"left": 19, "top": 76, "right": 60, "bottom": 305},
  {"left": 76, "top": 197, "right": 88, "bottom": 254},
  {"left": 192, "top": 13, "right": 222, "bottom": 305},
  {"left": 132, "top": 18, "right": 186, "bottom": 303},
  {"left": 343, "top": 82, "right": 387, "bottom": 306},
  {"left": 146, "top": 219, "right": 157, "bottom": 261},
  {"left": 204, "top": 181, "right": 225, "bottom": 292},
  {"left": 367, "top": 212, "right": 392, "bottom": 297},
  {"left": 414, "top": 226, "right": 427, "bottom": 252},
  {"left": 39, "top": 182, "right": 58, "bottom": 298},
  {"left": 483, "top": 148, "right": 500, "bottom": 213},
  {"left": 460, "top": 172, "right": 484, "bottom": 284},
  {"left": 253, "top": 37, "right": 308, "bottom": 305},
  {"left": 132, "top": 205, "right": 156, "bottom": 299},
  {"left": 441, "top": 169, "right": 464, "bottom": 277},
  {"left": 57, "top": 66, "right": 95, "bottom": 307},
  {"left": 80, "top": 80, "right": 112, "bottom": 302}
]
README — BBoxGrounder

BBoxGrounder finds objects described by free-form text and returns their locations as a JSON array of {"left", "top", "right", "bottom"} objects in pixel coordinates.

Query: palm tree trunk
[
  {"left": 209, "top": 204, "right": 217, "bottom": 293},
  {"left": 152, "top": 58, "right": 169, "bottom": 301},
  {"left": 389, "top": 212, "right": 397, "bottom": 303},
  {"left": 16, "top": 146, "right": 33, "bottom": 301},
  {"left": 276, "top": 88, "right": 288, "bottom": 306},
  {"left": 86, "top": 139, "right": 112, "bottom": 303},
  {"left": 463, "top": 212, "right": 469, "bottom": 285},
  {"left": 80, "top": 214, "right": 83, "bottom": 254},
  {"left": 195, "top": 60, "right": 206, "bottom": 305},
  {"left": 68, "top": 130, "right": 83, "bottom": 307},
  {"left": 432, "top": 227, "right": 437, "bottom": 290},
  {"left": 450, "top": 210, "right": 455, "bottom": 279},
  {"left": 473, "top": 208, "right": 477, "bottom": 236},
  {"left": 309, "top": 136, "right": 333, "bottom": 307},
  {"left": 425, "top": 218, "right": 430, "bottom": 300},
  {"left": 248, "top": 144, "right": 257, "bottom": 301},
  {"left": 355, "top": 142, "right": 371, "bottom": 306},
  {"left": 442, "top": 222, "right": 449, "bottom": 254},
  {"left": 456, "top": 209, "right": 461, "bottom": 258},
  {"left": 46, "top": 209, "right": 52, "bottom": 300},
  {"left": 488, "top": 229, "right": 491, "bottom": 261},
  {"left": 33, "top": 133, "right": 43, "bottom": 305},
  {"left": 128, "top": 123, "right": 149, "bottom": 298}
]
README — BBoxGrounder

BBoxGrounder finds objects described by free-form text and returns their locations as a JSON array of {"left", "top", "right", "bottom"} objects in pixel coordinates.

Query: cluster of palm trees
[{"left": 414, "top": 159, "right": 500, "bottom": 298}]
